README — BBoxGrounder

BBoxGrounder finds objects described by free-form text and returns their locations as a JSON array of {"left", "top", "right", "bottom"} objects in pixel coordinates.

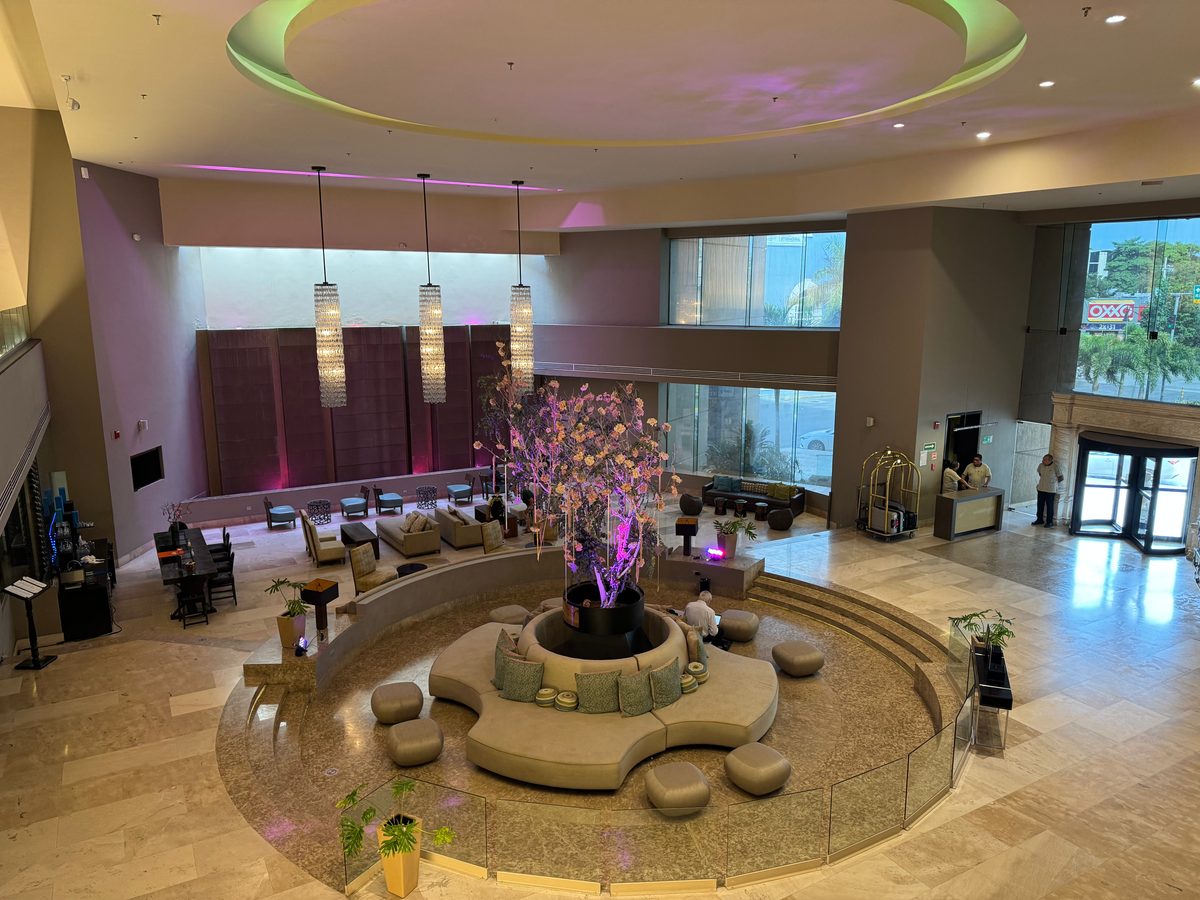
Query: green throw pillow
[
  {"left": 575, "top": 670, "right": 621, "bottom": 714},
  {"left": 713, "top": 475, "right": 733, "bottom": 492},
  {"left": 618, "top": 670, "right": 653, "bottom": 717},
  {"left": 730, "top": 478, "right": 743, "bottom": 492},
  {"left": 492, "top": 629, "right": 519, "bottom": 690},
  {"left": 649, "top": 657, "right": 682, "bottom": 709},
  {"left": 500, "top": 657, "right": 544, "bottom": 702}
]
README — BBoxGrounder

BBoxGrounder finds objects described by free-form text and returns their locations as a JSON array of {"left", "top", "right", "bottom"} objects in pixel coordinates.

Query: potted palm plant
[
  {"left": 949, "top": 609, "right": 1014, "bottom": 650},
  {"left": 267, "top": 578, "right": 309, "bottom": 649},
  {"left": 713, "top": 517, "right": 757, "bottom": 558},
  {"left": 337, "top": 779, "right": 456, "bottom": 899}
]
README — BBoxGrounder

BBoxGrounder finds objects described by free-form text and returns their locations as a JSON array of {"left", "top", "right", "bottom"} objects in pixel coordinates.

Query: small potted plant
[
  {"left": 713, "top": 517, "right": 757, "bottom": 558},
  {"left": 337, "top": 779, "right": 456, "bottom": 899},
  {"left": 267, "top": 577, "right": 309, "bottom": 649},
  {"left": 948, "top": 610, "right": 1014, "bottom": 650},
  {"left": 160, "top": 501, "right": 190, "bottom": 547}
]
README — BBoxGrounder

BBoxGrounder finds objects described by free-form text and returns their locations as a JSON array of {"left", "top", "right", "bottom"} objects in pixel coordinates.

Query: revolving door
[{"left": 1070, "top": 432, "right": 1197, "bottom": 555}]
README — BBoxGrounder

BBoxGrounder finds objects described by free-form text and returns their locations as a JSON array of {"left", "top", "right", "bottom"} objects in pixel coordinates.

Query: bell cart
[{"left": 856, "top": 447, "right": 921, "bottom": 541}]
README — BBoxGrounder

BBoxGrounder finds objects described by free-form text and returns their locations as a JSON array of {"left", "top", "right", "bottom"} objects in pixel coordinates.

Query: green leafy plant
[
  {"left": 336, "top": 783, "right": 377, "bottom": 860},
  {"left": 948, "top": 609, "right": 1014, "bottom": 648},
  {"left": 714, "top": 517, "right": 758, "bottom": 540},
  {"left": 266, "top": 577, "right": 308, "bottom": 618},
  {"left": 378, "top": 778, "right": 455, "bottom": 858}
]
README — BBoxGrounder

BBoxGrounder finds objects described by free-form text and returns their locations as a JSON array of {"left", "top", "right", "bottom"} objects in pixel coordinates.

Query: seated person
[{"left": 685, "top": 591, "right": 719, "bottom": 637}]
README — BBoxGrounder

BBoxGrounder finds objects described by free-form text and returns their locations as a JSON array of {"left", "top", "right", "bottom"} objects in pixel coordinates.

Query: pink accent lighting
[{"left": 169, "top": 165, "right": 561, "bottom": 191}]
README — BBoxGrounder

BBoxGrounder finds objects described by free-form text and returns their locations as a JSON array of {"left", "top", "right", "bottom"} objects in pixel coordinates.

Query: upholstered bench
[
  {"left": 720, "top": 609, "right": 760, "bottom": 642},
  {"left": 772, "top": 640, "right": 825, "bottom": 677},
  {"left": 725, "top": 742, "right": 791, "bottom": 795},
  {"left": 645, "top": 762, "right": 710, "bottom": 816},
  {"left": 371, "top": 682, "right": 424, "bottom": 724}
]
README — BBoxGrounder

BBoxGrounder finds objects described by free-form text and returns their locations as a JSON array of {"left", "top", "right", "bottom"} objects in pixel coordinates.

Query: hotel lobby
[{"left": 6, "top": 1, "right": 1200, "bottom": 898}]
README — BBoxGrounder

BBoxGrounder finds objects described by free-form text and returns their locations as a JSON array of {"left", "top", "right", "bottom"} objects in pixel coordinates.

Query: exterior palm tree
[{"left": 1077, "top": 333, "right": 1114, "bottom": 393}]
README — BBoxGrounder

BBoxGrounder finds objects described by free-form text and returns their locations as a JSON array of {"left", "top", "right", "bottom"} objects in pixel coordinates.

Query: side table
[
  {"left": 307, "top": 499, "right": 332, "bottom": 525},
  {"left": 734, "top": 499, "right": 747, "bottom": 517},
  {"left": 416, "top": 485, "right": 438, "bottom": 510},
  {"left": 714, "top": 497, "right": 728, "bottom": 516},
  {"left": 754, "top": 502, "right": 769, "bottom": 521}
]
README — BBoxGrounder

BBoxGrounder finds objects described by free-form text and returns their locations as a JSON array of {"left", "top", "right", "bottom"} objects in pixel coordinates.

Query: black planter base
[{"left": 559, "top": 583, "right": 647, "bottom": 660}]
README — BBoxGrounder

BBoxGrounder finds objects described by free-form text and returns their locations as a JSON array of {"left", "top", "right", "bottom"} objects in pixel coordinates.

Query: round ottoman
[
  {"left": 679, "top": 494, "right": 704, "bottom": 516},
  {"left": 725, "top": 742, "right": 792, "bottom": 796},
  {"left": 645, "top": 762, "right": 710, "bottom": 816},
  {"left": 386, "top": 718, "right": 444, "bottom": 767},
  {"left": 371, "top": 682, "right": 424, "bottom": 724},
  {"left": 720, "top": 609, "right": 760, "bottom": 642},
  {"left": 772, "top": 640, "right": 825, "bottom": 677},
  {"left": 767, "top": 508, "right": 795, "bottom": 531},
  {"left": 489, "top": 605, "right": 529, "bottom": 625}
]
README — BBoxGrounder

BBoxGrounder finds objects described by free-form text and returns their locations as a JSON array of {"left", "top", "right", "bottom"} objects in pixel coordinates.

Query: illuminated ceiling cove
[{"left": 227, "top": 0, "right": 1026, "bottom": 146}]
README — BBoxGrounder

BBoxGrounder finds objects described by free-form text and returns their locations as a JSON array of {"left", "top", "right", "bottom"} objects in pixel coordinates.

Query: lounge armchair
[
  {"left": 436, "top": 507, "right": 483, "bottom": 549},
  {"left": 341, "top": 486, "right": 369, "bottom": 519},
  {"left": 301, "top": 510, "right": 346, "bottom": 565},
  {"left": 263, "top": 496, "right": 298, "bottom": 530},
  {"left": 377, "top": 512, "right": 441, "bottom": 558},
  {"left": 349, "top": 543, "right": 399, "bottom": 595},
  {"left": 374, "top": 485, "right": 403, "bottom": 515},
  {"left": 447, "top": 483, "right": 473, "bottom": 505}
]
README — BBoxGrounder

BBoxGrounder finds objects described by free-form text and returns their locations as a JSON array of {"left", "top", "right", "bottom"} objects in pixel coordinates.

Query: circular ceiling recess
[{"left": 226, "top": 0, "right": 1026, "bottom": 147}]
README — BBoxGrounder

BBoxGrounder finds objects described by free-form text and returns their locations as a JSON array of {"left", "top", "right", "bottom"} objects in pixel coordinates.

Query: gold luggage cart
[{"left": 855, "top": 447, "right": 920, "bottom": 540}]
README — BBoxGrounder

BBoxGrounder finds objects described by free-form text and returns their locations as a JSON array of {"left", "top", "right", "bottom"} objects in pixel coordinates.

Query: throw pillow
[
  {"left": 450, "top": 508, "right": 471, "bottom": 525},
  {"left": 618, "top": 670, "right": 653, "bottom": 717},
  {"left": 500, "top": 657, "right": 545, "bottom": 702},
  {"left": 400, "top": 511, "right": 419, "bottom": 533},
  {"left": 575, "top": 670, "right": 621, "bottom": 714},
  {"left": 491, "top": 630, "right": 520, "bottom": 690},
  {"left": 682, "top": 622, "right": 702, "bottom": 665},
  {"left": 713, "top": 475, "right": 733, "bottom": 492},
  {"left": 768, "top": 482, "right": 783, "bottom": 500},
  {"left": 730, "top": 478, "right": 743, "bottom": 492},
  {"left": 649, "top": 657, "right": 682, "bottom": 709},
  {"left": 481, "top": 520, "right": 505, "bottom": 553}
]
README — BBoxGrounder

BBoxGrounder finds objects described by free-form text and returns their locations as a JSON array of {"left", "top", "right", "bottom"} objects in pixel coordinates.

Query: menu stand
[{"left": 6, "top": 578, "right": 57, "bottom": 670}]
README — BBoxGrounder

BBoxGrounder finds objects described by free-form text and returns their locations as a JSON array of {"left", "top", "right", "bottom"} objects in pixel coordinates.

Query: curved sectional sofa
[{"left": 428, "top": 608, "right": 779, "bottom": 790}]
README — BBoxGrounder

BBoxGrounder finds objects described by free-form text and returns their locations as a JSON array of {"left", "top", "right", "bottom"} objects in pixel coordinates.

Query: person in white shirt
[
  {"left": 685, "top": 592, "right": 719, "bottom": 637},
  {"left": 942, "top": 460, "right": 972, "bottom": 494},
  {"left": 1033, "top": 452, "right": 1064, "bottom": 528},
  {"left": 963, "top": 454, "right": 991, "bottom": 489}
]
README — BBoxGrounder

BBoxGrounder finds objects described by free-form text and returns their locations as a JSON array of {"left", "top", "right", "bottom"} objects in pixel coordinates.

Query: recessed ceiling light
[
  {"left": 1193, "top": 78, "right": 1200, "bottom": 86},
  {"left": 893, "top": 123, "right": 905, "bottom": 128},
  {"left": 976, "top": 132, "right": 991, "bottom": 139},
  {"left": 1105, "top": 14, "right": 1126, "bottom": 23},
  {"left": 1039, "top": 80, "right": 1055, "bottom": 88}
]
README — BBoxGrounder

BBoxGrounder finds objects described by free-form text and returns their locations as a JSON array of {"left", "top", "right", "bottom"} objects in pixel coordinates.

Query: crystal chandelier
[
  {"left": 417, "top": 175, "right": 445, "bottom": 404},
  {"left": 509, "top": 180, "right": 534, "bottom": 395},
  {"left": 312, "top": 166, "right": 346, "bottom": 408}
]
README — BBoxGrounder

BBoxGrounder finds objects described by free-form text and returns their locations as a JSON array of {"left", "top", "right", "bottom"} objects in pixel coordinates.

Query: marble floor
[{"left": 5, "top": 506, "right": 1200, "bottom": 899}]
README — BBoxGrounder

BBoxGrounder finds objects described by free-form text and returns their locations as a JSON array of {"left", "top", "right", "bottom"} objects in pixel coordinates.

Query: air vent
[{"left": 1142, "top": 180, "right": 1163, "bottom": 186}]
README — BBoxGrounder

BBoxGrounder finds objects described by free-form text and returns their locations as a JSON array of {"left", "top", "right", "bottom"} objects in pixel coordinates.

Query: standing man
[
  {"left": 942, "top": 459, "right": 972, "bottom": 494},
  {"left": 963, "top": 454, "right": 991, "bottom": 489},
  {"left": 1033, "top": 452, "right": 1064, "bottom": 528}
]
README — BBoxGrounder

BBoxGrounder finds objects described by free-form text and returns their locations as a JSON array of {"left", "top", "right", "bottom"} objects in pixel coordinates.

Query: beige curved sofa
[{"left": 428, "top": 609, "right": 779, "bottom": 790}]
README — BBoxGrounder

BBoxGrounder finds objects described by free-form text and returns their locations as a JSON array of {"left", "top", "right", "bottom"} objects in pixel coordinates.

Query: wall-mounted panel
[
  {"left": 332, "top": 327, "right": 409, "bottom": 481},
  {"left": 277, "top": 328, "right": 330, "bottom": 488},
  {"left": 436, "top": 326, "right": 473, "bottom": 471},
  {"left": 208, "top": 329, "right": 281, "bottom": 494},
  {"left": 404, "top": 326, "right": 434, "bottom": 474},
  {"left": 469, "top": 324, "right": 510, "bottom": 466}
]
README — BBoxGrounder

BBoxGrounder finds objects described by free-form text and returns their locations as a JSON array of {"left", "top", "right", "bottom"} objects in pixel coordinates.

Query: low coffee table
[
  {"left": 340, "top": 522, "right": 379, "bottom": 560},
  {"left": 396, "top": 563, "right": 428, "bottom": 578}
]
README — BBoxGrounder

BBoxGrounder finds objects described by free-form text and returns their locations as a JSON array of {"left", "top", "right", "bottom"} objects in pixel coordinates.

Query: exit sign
[{"left": 982, "top": 434, "right": 993, "bottom": 445}]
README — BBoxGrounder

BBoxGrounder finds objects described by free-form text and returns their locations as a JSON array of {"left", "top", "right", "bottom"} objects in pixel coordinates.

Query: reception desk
[{"left": 934, "top": 488, "right": 1005, "bottom": 541}]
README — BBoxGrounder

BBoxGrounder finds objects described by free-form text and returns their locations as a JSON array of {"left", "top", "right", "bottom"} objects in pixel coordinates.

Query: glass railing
[
  {"left": 947, "top": 620, "right": 973, "bottom": 697},
  {"left": 0, "top": 305, "right": 29, "bottom": 360},
  {"left": 343, "top": 693, "right": 981, "bottom": 888}
]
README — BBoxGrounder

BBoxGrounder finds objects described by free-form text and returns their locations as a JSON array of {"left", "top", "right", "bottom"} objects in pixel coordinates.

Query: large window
[
  {"left": 668, "top": 232, "right": 845, "bottom": 328},
  {"left": 665, "top": 384, "right": 835, "bottom": 487},
  {"left": 1076, "top": 217, "right": 1200, "bottom": 404}
]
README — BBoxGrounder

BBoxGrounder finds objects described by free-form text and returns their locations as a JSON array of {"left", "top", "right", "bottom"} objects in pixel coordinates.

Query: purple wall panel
[
  {"left": 207, "top": 330, "right": 281, "bottom": 494},
  {"left": 436, "top": 325, "right": 473, "bottom": 471},
  {"left": 277, "top": 328, "right": 329, "bottom": 488},
  {"left": 332, "top": 327, "right": 409, "bottom": 481},
  {"left": 468, "top": 324, "right": 510, "bottom": 467},
  {"left": 404, "top": 327, "right": 434, "bottom": 474}
]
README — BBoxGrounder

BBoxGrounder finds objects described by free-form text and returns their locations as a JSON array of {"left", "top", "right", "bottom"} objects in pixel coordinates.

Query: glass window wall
[
  {"left": 665, "top": 384, "right": 835, "bottom": 488},
  {"left": 668, "top": 232, "right": 845, "bottom": 328}
]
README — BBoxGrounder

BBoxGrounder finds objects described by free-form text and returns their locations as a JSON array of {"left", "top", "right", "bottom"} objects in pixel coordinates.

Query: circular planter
[{"left": 562, "top": 582, "right": 645, "bottom": 636}]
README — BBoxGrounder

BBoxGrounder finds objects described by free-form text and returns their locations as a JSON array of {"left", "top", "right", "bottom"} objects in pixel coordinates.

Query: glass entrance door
[{"left": 1075, "top": 451, "right": 1130, "bottom": 536}]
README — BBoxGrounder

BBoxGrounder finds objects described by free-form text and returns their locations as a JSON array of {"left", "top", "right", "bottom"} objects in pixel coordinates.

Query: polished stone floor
[{"left": 5, "top": 507, "right": 1200, "bottom": 899}]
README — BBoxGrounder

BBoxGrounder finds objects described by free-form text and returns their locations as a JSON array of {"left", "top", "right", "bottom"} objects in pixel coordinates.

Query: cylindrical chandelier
[
  {"left": 417, "top": 174, "right": 445, "bottom": 404},
  {"left": 509, "top": 180, "right": 534, "bottom": 395},
  {"left": 312, "top": 166, "right": 346, "bottom": 408}
]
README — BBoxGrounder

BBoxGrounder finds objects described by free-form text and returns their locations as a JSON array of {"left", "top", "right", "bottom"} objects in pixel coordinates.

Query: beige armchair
[
  {"left": 301, "top": 510, "right": 346, "bottom": 566},
  {"left": 436, "top": 507, "right": 483, "bottom": 549},
  {"left": 349, "top": 543, "right": 398, "bottom": 595},
  {"left": 378, "top": 513, "right": 441, "bottom": 558}
]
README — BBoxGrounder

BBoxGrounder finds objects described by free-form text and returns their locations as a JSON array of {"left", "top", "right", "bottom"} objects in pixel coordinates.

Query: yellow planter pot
[
  {"left": 276, "top": 614, "right": 305, "bottom": 649},
  {"left": 379, "top": 815, "right": 422, "bottom": 898}
]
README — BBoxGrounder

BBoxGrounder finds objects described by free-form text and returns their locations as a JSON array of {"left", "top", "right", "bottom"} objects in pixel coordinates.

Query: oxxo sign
[{"left": 1087, "top": 301, "right": 1136, "bottom": 323}]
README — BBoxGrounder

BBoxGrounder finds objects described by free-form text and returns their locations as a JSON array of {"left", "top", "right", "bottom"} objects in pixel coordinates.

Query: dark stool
[
  {"left": 734, "top": 499, "right": 747, "bottom": 517},
  {"left": 307, "top": 499, "right": 331, "bottom": 526},
  {"left": 754, "top": 502, "right": 769, "bottom": 521},
  {"left": 714, "top": 497, "right": 728, "bottom": 516}
]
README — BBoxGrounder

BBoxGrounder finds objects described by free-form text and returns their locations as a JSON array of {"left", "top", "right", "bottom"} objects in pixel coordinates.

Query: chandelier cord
[
  {"left": 314, "top": 166, "right": 328, "bottom": 284},
  {"left": 514, "top": 180, "right": 524, "bottom": 287},
  {"left": 420, "top": 174, "right": 432, "bottom": 285}
]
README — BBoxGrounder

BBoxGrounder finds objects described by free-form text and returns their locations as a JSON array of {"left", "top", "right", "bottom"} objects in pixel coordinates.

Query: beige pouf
[
  {"left": 720, "top": 609, "right": 760, "bottom": 642},
  {"left": 371, "top": 682, "right": 424, "bottom": 724},
  {"left": 772, "top": 640, "right": 825, "bottom": 677},
  {"left": 645, "top": 761, "right": 711, "bottom": 816},
  {"left": 386, "top": 718, "right": 444, "bottom": 767},
  {"left": 489, "top": 605, "right": 530, "bottom": 625},
  {"left": 725, "top": 742, "right": 792, "bottom": 796}
]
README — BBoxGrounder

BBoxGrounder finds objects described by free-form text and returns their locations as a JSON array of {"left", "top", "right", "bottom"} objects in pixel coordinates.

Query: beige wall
[{"left": 23, "top": 109, "right": 114, "bottom": 545}]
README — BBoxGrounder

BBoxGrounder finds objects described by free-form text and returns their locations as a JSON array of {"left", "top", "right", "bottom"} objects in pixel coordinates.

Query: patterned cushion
[
  {"left": 677, "top": 620, "right": 708, "bottom": 667},
  {"left": 712, "top": 475, "right": 733, "bottom": 492},
  {"left": 500, "top": 657, "right": 544, "bottom": 702},
  {"left": 743, "top": 481, "right": 768, "bottom": 495},
  {"left": 649, "top": 657, "right": 682, "bottom": 709},
  {"left": 492, "top": 630, "right": 519, "bottom": 690},
  {"left": 399, "top": 511, "right": 419, "bottom": 533},
  {"left": 575, "top": 670, "right": 621, "bottom": 715},
  {"left": 618, "top": 670, "right": 653, "bottom": 717},
  {"left": 481, "top": 520, "right": 505, "bottom": 553}
]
